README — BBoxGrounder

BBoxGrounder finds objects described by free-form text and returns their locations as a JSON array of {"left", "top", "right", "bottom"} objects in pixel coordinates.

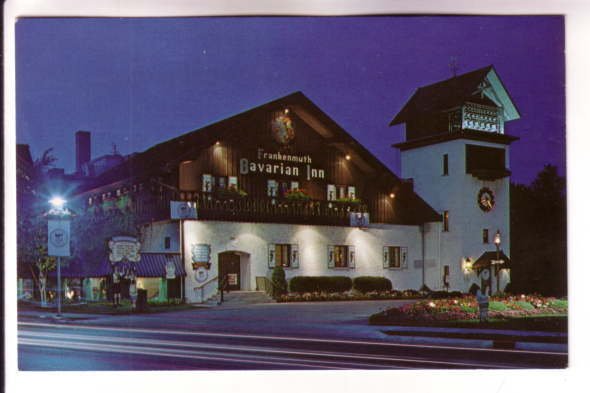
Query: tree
[
  {"left": 17, "top": 148, "right": 58, "bottom": 303},
  {"left": 510, "top": 165, "right": 567, "bottom": 296}
]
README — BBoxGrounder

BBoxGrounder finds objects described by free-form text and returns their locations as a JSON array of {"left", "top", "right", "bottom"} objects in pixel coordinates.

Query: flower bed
[
  {"left": 276, "top": 289, "right": 423, "bottom": 302},
  {"left": 369, "top": 294, "right": 568, "bottom": 324}
]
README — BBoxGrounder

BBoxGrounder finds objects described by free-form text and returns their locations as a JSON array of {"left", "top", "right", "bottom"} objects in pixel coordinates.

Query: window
[
  {"left": 482, "top": 229, "right": 489, "bottom": 244},
  {"left": 443, "top": 154, "right": 449, "bottom": 176},
  {"left": 228, "top": 176, "right": 238, "bottom": 189},
  {"left": 347, "top": 186, "right": 356, "bottom": 199},
  {"left": 443, "top": 211, "right": 449, "bottom": 232},
  {"left": 268, "top": 243, "right": 299, "bottom": 268},
  {"left": 217, "top": 176, "right": 227, "bottom": 190},
  {"left": 267, "top": 180, "right": 278, "bottom": 197},
  {"left": 327, "top": 184, "right": 336, "bottom": 201},
  {"left": 328, "top": 245, "right": 355, "bottom": 269},
  {"left": 383, "top": 246, "right": 408, "bottom": 269},
  {"left": 290, "top": 181, "right": 299, "bottom": 190},
  {"left": 164, "top": 237, "right": 171, "bottom": 250},
  {"left": 202, "top": 174, "right": 213, "bottom": 192}
]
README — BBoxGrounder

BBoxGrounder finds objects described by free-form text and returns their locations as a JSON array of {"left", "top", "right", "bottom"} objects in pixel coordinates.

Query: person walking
[{"left": 112, "top": 267, "right": 122, "bottom": 307}]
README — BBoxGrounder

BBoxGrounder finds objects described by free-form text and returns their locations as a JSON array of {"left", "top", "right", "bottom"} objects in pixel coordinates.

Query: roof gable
[{"left": 390, "top": 65, "right": 520, "bottom": 125}]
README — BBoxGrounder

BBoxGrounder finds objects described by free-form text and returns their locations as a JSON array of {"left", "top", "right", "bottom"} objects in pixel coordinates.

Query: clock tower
[{"left": 391, "top": 65, "right": 520, "bottom": 293}]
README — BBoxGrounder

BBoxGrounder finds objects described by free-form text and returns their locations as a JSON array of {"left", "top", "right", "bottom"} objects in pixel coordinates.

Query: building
[{"left": 65, "top": 65, "right": 517, "bottom": 303}]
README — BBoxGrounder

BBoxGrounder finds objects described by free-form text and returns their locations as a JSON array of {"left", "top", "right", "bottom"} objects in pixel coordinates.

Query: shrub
[
  {"left": 353, "top": 276, "right": 392, "bottom": 294},
  {"left": 549, "top": 299, "right": 568, "bottom": 309},
  {"left": 468, "top": 283, "right": 480, "bottom": 295},
  {"left": 289, "top": 276, "right": 352, "bottom": 294},
  {"left": 515, "top": 301, "right": 535, "bottom": 311},
  {"left": 271, "top": 265, "right": 287, "bottom": 299},
  {"left": 489, "top": 301, "right": 508, "bottom": 311}
]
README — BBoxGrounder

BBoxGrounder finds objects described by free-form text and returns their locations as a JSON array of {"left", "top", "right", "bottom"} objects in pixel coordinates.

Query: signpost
[{"left": 47, "top": 197, "right": 71, "bottom": 317}]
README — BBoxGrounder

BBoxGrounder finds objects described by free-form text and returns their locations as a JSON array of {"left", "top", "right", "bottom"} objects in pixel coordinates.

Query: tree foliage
[{"left": 510, "top": 165, "right": 567, "bottom": 296}]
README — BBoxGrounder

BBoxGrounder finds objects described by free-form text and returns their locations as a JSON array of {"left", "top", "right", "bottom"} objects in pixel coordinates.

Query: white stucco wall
[
  {"left": 140, "top": 220, "right": 180, "bottom": 253},
  {"left": 401, "top": 138, "right": 511, "bottom": 292},
  {"left": 181, "top": 220, "right": 440, "bottom": 303}
]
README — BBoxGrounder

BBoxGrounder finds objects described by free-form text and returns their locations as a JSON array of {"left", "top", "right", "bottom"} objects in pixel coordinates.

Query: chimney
[{"left": 75, "top": 130, "right": 91, "bottom": 174}]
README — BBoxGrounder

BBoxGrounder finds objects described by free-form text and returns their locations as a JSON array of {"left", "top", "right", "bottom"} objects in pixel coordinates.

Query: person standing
[
  {"left": 129, "top": 279, "right": 138, "bottom": 310},
  {"left": 112, "top": 267, "right": 122, "bottom": 307}
]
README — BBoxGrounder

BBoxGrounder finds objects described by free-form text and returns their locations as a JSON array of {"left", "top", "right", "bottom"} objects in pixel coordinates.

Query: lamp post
[
  {"left": 48, "top": 196, "right": 70, "bottom": 317},
  {"left": 493, "top": 229, "right": 501, "bottom": 294}
]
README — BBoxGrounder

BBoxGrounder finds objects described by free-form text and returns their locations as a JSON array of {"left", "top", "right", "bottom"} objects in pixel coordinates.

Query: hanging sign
[
  {"left": 171, "top": 201, "right": 197, "bottom": 219},
  {"left": 108, "top": 236, "right": 141, "bottom": 263},
  {"left": 48, "top": 218, "right": 70, "bottom": 257}
]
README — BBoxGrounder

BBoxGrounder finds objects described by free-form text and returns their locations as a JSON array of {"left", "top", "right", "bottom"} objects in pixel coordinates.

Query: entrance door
[{"left": 219, "top": 253, "right": 241, "bottom": 291}]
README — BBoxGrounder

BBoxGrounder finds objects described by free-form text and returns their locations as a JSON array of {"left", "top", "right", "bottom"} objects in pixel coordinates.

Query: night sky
[{"left": 16, "top": 16, "right": 565, "bottom": 185}]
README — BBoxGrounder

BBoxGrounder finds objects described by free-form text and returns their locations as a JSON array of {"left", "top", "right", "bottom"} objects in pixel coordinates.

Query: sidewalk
[{"left": 378, "top": 325, "right": 568, "bottom": 353}]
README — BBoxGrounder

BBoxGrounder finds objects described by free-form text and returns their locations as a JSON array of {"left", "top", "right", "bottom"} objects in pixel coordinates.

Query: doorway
[{"left": 219, "top": 252, "right": 241, "bottom": 291}]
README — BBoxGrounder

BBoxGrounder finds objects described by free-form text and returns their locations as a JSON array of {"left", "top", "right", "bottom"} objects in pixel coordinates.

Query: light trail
[{"left": 18, "top": 321, "right": 568, "bottom": 356}]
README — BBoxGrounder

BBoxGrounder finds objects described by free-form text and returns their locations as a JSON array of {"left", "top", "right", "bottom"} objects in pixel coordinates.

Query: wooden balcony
[{"left": 82, "top": 191, "right": 369, "bottom": 227}]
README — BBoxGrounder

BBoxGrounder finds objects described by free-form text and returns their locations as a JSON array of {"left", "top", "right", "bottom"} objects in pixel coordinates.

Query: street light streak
[
  {"left": 19, "top": 330, "right": 512, "bottom": 369},
  {"left": 18, "top": 322, "right": 568, "bottom": 357},
  {"left": 18, "top": 337, "right": 389, "bottom": 370}
]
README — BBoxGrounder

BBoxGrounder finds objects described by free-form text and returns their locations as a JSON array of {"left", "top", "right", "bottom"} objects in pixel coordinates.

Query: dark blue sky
[{"left": 16, "top": 16, "right": 565, "bottom": 185}]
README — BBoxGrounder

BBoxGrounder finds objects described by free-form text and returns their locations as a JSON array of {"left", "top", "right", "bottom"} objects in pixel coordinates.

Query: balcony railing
[
  {"left": 83, "top": 190, "right": 369, "bottom": 227},
  {"left": 189, "top": 192, "right": 368, "bottom": 226}
]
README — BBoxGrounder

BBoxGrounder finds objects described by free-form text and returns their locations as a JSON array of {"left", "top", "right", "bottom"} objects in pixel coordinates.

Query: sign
[
  {"left": 191, "top": 243, "right": 211, "bottom": 264},
  {"left": 48, "top": 218, "right": 70, "bottom": 257},
  {"left": 108, "top": 236, "right": 141, "bottom": 263},
  {"left": 227, "top": 273, "right": 238, "bottom": 286},
  {"left": 165, "top": 261, "right": 176, "bottom": 279},
  {"left": 195, "top": 267, "right": 208, "bottom": 282},
  {"left": 171, "top": 201, "right": 197, "bottom": 219},
  {"left": 349, "top": 212, "right": 370, "bottom": 227}
]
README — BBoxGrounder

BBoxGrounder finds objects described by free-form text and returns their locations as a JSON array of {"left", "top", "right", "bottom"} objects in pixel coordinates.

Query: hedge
[
  {"left": 352, "top": 276, "right": 392, "bottom": 293},
  {"left": 289, "top": 276, "right": 353, "bottom": 294}
]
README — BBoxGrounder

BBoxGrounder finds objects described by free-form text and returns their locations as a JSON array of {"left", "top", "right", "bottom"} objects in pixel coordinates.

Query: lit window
[
  {"left": 347, "top": 186, "right": 356, "bottom": 199},
  {"left": 164, "top": 237, "right": 171, "bottom": 250},
  {"left": 268, "top": 243, "right": 299, "bottom": 268},
  {"left": 202, "top": 174, "right": 212, "bottom": 192},
  {"left": 328, "top": 245, "right": 355, "bottom": 269},
  {"left": 327, "top": 184, "right": 336, "bottom": 201},
  {"left": 267, "top": 180, "right": 278, "bottom": 197},
  {"left": 383, "top": 246, "right": 408, "bottom": 269},
  {"left": 443, "top": 211, "right": 449, "bottom": 232}
]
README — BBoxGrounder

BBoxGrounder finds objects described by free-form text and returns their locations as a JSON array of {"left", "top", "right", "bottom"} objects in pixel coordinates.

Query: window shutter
[
  {"left": 401, "top": 247, "right": 408, "bottom": 269},
  {"left": 327, "top": 245, "right": 335, "bottom": 268},
  {"left": 348, "top": 246, "right": 356, "bottom": 269},
  {"left": 268, "top": 244, "right": 276, "bottom": 268},
  {"left": 383, "top": 246, "right": 390, "bottom": 269},
  {"left": 291, "top": 244, "right": 299, "bottom": 268}
]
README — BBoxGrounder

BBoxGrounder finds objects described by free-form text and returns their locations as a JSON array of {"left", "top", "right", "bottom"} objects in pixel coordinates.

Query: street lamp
[
  {"left": 493, "top": 229, "right": 501, "bottom": 293},
  {"left": 48, "top": 196, "right": 69, "bottom": 317}
]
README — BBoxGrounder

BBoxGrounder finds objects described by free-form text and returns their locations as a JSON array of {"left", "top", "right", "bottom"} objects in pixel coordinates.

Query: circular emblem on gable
[
  {"left": 49, "top": 228, "right": 68, "bottom": 247},
  {"left": 481, "top": 268, "right": 491, "bottom": 281},
  {"left": 477, "top": 187, "right": 495, "bottom": 212},
  {"left": 271, "top": 113, "right": 295, "bottom": 145}
]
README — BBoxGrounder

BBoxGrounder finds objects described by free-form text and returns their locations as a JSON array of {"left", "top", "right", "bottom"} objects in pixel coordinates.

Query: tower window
[
  {"left": 164, "top": 236, "right": 171, "bottom": 250},
  {"left": 443, "top": 211, "right": 449, "bottom": 232},
  {"left": 443, "top": 154, "right": 449, "bottom": 176},
  {"left": 482, "top": 229, "right": 489, "bottom": 244}
]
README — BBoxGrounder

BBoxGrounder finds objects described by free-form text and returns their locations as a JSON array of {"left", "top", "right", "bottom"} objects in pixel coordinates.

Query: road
[{"left": 17, "top": 300, "right": 567, "bottom": 370}]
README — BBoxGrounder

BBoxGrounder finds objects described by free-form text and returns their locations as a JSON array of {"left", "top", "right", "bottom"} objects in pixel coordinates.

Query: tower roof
[{"left": 390, "top": 65, "right": 520, "bottom": 125}]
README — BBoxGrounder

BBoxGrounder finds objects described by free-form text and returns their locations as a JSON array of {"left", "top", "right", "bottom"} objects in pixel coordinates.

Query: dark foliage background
[{"left": 510, "top": 165, "right": 567, "bottom": 296}]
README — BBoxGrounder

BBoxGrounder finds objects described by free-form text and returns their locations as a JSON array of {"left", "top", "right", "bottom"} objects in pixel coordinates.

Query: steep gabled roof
[
  {"left": 76, "top": 92, "right": 441, "bottom": 223},
  {"left": 390, "top": 65, "right": 520, "bottom": 125}
]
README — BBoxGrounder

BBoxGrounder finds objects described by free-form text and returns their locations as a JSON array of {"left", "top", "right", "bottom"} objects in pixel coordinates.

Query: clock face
[
  {"left": 477, "top": 187, "right": 495, "bottom": 212},
  {"left": 481, "top": 268, "right": 490, "bottom": 280}
]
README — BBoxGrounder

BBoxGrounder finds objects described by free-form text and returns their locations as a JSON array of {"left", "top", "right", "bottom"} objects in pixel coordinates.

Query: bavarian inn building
[{"left": 68, "top": 65, "right": 518, "bottom": 303}]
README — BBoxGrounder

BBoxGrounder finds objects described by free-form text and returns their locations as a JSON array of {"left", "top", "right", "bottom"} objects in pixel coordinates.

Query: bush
[
  {"left": 353, "top": 276, "right": 392, "bottom": 294},
  {"left": 271, "top": 265, "right": 287, "bottom": 299},
  {"left": 489, "top": 301, "right": 508, "bottom": 311},
  {"left": 289, "top": 276, "right": 352, "bottom": 294},
  {"left": 468, "top": 283, "right": 480, "bottom": 295}
]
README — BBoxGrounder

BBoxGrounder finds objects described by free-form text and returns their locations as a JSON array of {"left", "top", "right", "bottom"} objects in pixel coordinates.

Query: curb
[{"left": 379, "top": 330, "right": 567, "bottom": 353}]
